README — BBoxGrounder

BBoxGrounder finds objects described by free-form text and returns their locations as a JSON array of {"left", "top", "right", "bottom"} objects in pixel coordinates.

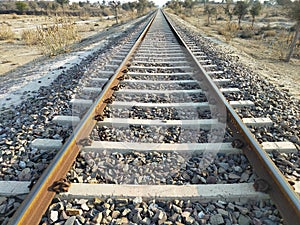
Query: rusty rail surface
[
  {"left": 7, "top": 12, "right": 157, "bottom": 225},
  {"left": 162, "top": 10, "right": 300, "bottom": 225}
]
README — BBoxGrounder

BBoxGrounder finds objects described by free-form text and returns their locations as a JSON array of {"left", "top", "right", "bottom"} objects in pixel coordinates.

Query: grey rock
[
  {"left": 238, "top": 214, "right": 251, "bottom": 225},
  {"left": 262, "top": 219, "right": 277, "bottom": 225},
  {"left": 18, "top": 161, "right": 26, "bottom": 169},
  {"left": 210, "top": 214, "right": 224, "bottom": 225},
  {"left": 65, "top": 216, "right": 76, "bottom": 225},
  {"left": 132, "top": 211, "right": 142, "bottom": 223},
  {"left": 228, "top": 173, "right": 241, "bottom": 179},
  {"left": 141, "top": 217, "right": 151, "bottom": 225},
  {"left": 217, "top": 208, "right": 229, "bottom": 217}
]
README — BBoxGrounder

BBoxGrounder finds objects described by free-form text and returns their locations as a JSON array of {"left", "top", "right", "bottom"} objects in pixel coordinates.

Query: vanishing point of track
[{"left": 7, "top": 10, "right": 300, "bottom": 225}]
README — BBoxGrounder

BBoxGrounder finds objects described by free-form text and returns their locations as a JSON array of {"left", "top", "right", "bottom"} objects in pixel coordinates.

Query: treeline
[{"left": 0, "top": 0, "right": 156, "bottom": 17}]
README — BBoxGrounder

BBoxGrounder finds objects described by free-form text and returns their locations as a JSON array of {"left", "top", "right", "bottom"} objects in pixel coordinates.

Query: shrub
[
  {"left": 268, "top": 30, "right": 291, "bottom": 60},
  {"left": 21, "top": 29, "right": 39, "bottom": 45},
  {"left": 218, "top": 22, "right": 239, "bottom": 42},
  {"left": 239, "top": 27, "right": 255, "bottom": 39},
  {"left": 240, "top": 31, "right": 253, "bottom": 39},
  {"left": 0, "top": 25, "right": 15, "bottom": 40},
  {"left": 36, "top": 17, "right": 79, "bottom": 56},
  {"left": 263, "top": 30, "right": 277, "bottom": 38},
  {"left": 11, "top": 13, "right": 19, "bottom": 19},
  {"left": 21, "top": 17, "right": 79, "bottom": 56}
]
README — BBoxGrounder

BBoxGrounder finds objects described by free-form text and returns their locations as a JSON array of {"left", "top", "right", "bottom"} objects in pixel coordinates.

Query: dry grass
[
  {"left": 0, "top": 24, "right": 15, "bottom": 40},
  {"left": 218, "top": 22, "right": 239, "bottom": 42},
  {"left": 173, "top": 5, "right": 299, "bottom": 61},
  {"left": 37, "top": 18, "right": 79, "bottom": 56},
  {"left": 0, "top": 14, "right": 120, "bottom": 76},
  {"left": 168, "top": 6, "right": 300, "bottom": 99},
  {"left": 77, "top": 22, "right": 93, "bottom": 32},
  {"left": 2, "top": 13, "right": 19, "bottom": 20},
  {"left": 21, "top": 17, "right": 79, "bottom": 56},
  {"left": 263, "top": 30, "right": 277, "bottom": 37},
  {"left": 268, "top": 30, "right": 291, "bottom": 60},
  {"left": 21, "top": 29, "right": 39, "bottom": 45}
]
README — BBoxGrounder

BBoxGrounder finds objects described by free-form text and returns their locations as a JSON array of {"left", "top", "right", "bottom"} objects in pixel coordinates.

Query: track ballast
[{"left": 4, "top": 10, "right": 300, "bottom": 225}]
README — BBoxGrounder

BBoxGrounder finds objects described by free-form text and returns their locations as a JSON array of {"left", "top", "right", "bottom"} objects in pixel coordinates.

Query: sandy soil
[
  {"left": 176, "top": 11, "right": 300, "bottom": 100},
  {"left": 0, "top": 14, "right": 117, "bottom": 75}
]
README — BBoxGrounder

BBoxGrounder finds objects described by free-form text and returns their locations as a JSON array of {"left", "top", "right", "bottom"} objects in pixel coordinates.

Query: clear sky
[{"left": 146, "top": 0, "right": 168, "bottom": 7}]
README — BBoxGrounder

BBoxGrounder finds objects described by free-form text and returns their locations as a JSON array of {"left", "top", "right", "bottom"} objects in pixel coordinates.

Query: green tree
[
  {"left": 28, "top": 1, "right": 39, "bottom": 12},
  {"left": 249, "top": 1, "right": 262, "bottom": 27},
  {"left": 38, "top": 1, "right": 51, "bottom": 12},
  {"left": 79, "top": 1, "right": 85, "bottom": 7},
  {"left": 166, "top": 0, "right": 182, "bottom": 14},
  {"left": 223, "top": 0, "right": 234, "bottom": 21},
  {"left": 204, "top": 5, "right": 216, "bottom": 25},
  {"left": 136, "top": 0, "right": 148, "bottom": 15},
  {"left": 147, "top": 1, "right": 156, "bottom": 8},
  {"left": 109, "top": 1, "right": 120, "bottom": 24},
  {"left": 15, "top": 2, "right": 28, "bottom": 14},
  {"left": 183, "top": 0, "right": 196, "bottom": 14},
  {"left": 122, "top": 2, "right": 137, "bottom": 18},
  {"left": 56, "top": 0, "right": 69, "bottom": 13},
  {"left": 122, "top": 2, "right": 130, "bottom": 11},
  {"left": 70, "top": 2, "right": 79, "bottom": 10},
  {"left": 51, "top": 2, "right": 60, "bottom": 11},
  {"left": 285, "top": 0, "right": 300, "bottom": 62},
  {"left": 276, "top": 0, "right": 291, "bottom": 5},
  {"left": 233, "top": 1, "right": 249, "bottom": 28}
]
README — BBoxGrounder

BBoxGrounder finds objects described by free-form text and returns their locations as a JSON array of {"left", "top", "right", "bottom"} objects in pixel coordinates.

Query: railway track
[{"left": 2, "top": 10, "right": 300, "bottom": 225}]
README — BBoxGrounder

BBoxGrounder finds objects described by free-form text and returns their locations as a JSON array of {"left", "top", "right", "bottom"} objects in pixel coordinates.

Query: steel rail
[
  {"left": 7, "top": 12, "right": 157, "bottom": 225},
  {"left": 162, "top": 10, "right": 300, "bottom": 225}
]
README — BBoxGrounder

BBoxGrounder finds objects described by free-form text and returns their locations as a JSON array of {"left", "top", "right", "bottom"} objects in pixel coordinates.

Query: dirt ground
[
  {"left": 170, "top": 6, "right": 300, "bottom": 100},
  {"left": 1, "top": 10, "right": 299, "bottom": 100},
  {"left": 0, "top": 14, "right": 117, "bottom": 75}
]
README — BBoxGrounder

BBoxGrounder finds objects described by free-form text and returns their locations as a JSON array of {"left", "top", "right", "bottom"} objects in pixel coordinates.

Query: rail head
[{"left": 162, "top": 9, "right": 300, "bottom": 225}]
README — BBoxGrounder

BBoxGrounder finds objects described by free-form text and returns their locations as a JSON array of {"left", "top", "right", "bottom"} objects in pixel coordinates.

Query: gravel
[
  {"left": 40, "top": 197, "right": 282, "bottom": 225},
  {"left": 0, "top": 14, "right": 152, "bottom": 183},
  {"left": 67, "top": 150, "right": 255, "bottom": 185},
  {"left": 114, "top": 92, "right": 207, "bottom": 103},
  {"left": 91, "top": 125, "right": 231, "bottom": 144},
  {"left": 122, "top": 82, "right": 201, "bottom": 90},
  {"left": 0, "top": 195, "right": 27, "bottom": 224},
  {"left": 128, "top": 74, "right": 193, "bottom": 80},
  {"left": 104, "top": 106, "right": 212, "bottom": 120},
  {"left": 167, "top": 13, "right": 300, "bottom": 187}
]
